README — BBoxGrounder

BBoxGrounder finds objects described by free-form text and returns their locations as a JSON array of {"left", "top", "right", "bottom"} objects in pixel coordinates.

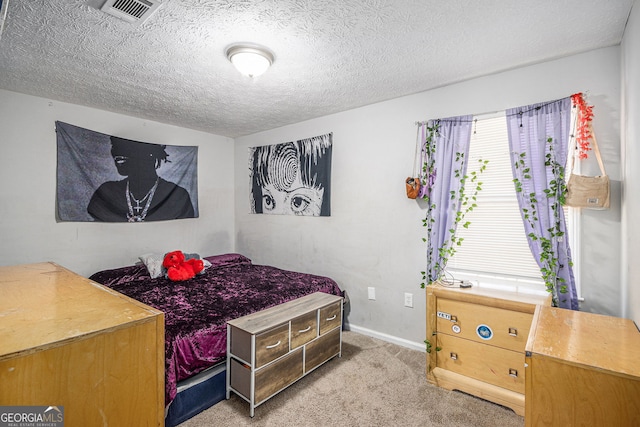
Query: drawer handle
[
  {"left": 326, "top": 314, "right": 337, "bottom": 321},
  {"left": 508, "top": 327, "right": 518, "bottom": 337},
  {"left": 265, "top": 340, "right": 281, "bottom": 349},
  {"left": 298, "top": 326, "right": 312, "bottom": 333},
  {"left": 509, "top": 368, "right": 518, "bottom": 378},
  {"left": 450, "top": 352, "right": 458, "bottom": 360}
]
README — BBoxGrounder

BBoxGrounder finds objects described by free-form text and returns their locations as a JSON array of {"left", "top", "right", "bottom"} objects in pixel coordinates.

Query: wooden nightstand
[
  {"left": 426, "top": 284, "right": 549, "bottom": 415},
  {"left": 525, "top": 305, "right": 640, "bottom": 426},
  {"left": 226, "top": 292, "right": 343, "bottom": 417}
]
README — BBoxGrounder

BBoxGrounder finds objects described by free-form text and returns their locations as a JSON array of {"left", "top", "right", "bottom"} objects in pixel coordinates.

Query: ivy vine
[
  {"left": 512, "top": 136, "right": 571, "bottom": 305},
  {"left": 425, "top": 337, "right": 441, "bottom": 354},
  {"left": 419, "top": 122, "right": 488, "bottom": 288}
]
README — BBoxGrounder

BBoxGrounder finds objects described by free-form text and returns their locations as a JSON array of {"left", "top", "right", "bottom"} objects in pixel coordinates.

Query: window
[{"left": 445, "top": 113, "right": 579, "bottom": 296}]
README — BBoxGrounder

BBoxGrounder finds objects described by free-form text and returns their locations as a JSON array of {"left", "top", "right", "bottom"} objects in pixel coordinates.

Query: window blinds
[{"left": 447, "top": 115, "right": 545, "bottom": 284}]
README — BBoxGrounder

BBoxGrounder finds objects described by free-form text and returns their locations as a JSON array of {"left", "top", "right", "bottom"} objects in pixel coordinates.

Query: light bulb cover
[{"left": 226, "top": 44, "right": 274, "bottom": 78}]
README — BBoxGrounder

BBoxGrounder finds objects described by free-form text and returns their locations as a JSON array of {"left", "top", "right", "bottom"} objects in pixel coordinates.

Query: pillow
[
  {"left": 138, "top": 253, "right": 165, "bottom": 279},
  {"left": 201, "top": 258, "right": 212, "bottom": 273}
]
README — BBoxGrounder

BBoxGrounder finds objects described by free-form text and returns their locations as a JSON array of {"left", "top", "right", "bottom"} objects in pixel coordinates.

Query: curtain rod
[
  {"left": 414, "top": 109, "right": 503, "bottom": 126},
  {"left": 414, "top": 92, "right": 588, "bottom": 126}
]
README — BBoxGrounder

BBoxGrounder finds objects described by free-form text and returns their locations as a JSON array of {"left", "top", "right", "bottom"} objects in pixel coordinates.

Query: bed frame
[{"left": 165, "top": 362, "right": 226, "bottom": 426}]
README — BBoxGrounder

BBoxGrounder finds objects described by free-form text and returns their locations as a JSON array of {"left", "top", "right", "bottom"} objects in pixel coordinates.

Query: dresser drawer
[
  {"left": 291, "top": 311, "right": 318, "bottom": 349},
  {"left": 319, "top": 301, "right": 341, "bottom": 335},
  {"left": 305, "top": 328, "right": 340, "bottom": 372},
  {"left": 255, "top": 347, "right": 303, "bottom": 403},
  {"left": 436, "top": 298, "right": 533, "bottom": 352},
  {"left": 255, "top": 323, "right": 290, "bottom": 368},
  {"left": 437, "top": 333, "right": 525, "bottom": 393}
]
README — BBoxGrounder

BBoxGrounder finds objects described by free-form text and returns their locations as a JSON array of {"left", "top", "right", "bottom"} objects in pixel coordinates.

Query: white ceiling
[{"left": 0, "top": 0, "right": 634, "bottom": 138}]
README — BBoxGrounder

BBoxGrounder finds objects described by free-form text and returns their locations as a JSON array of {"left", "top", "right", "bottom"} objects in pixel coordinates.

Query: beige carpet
[{"left": 180, "top": 331, "right": 524, "bottom": 427}]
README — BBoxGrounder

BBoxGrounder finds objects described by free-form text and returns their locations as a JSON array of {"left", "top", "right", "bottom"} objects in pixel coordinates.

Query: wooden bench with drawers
[{"left": 226, "top": 292, "right": 343, "bottom": 417}]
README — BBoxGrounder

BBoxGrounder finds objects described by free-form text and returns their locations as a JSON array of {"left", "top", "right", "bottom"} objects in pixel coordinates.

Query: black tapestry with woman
[
  {"left": 87, "top": 137, "right": 195, "bottom": 222},
  {"left": 56, "top": 121, "right": 198, "bottom": 223}
]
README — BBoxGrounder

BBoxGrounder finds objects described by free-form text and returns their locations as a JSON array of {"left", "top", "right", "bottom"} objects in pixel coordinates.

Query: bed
[{"left": 89, "top": 252, "right": 344, "bottom": 426}]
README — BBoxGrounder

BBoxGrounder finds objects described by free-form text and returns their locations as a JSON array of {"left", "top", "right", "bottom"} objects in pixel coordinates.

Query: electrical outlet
[
  {"left": 404, "top": 292, "right": 413, "bottom": 308},
  {"left": 368, "top": 287, "right": 376, "bottom": 300}
]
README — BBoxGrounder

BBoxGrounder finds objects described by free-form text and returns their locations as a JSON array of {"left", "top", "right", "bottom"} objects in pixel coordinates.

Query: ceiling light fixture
[{"left": 225, "top": 44, "right": 274, "bottom": 78}]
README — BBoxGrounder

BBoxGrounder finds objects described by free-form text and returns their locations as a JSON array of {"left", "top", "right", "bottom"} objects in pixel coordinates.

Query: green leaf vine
[
  {"left": 425, "top": 337, "right": 441, "bottom": 354},
  {"left": 512, "top": 137, "right": 572, "bottom": 305},
  {"left": 419, "top": 122, "right": 488, "bottom": 288}
]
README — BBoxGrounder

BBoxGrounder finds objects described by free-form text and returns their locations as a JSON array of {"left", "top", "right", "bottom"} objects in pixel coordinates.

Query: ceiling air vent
[{"left": 101, "top": 0, "right": 162, "bottom": 24}]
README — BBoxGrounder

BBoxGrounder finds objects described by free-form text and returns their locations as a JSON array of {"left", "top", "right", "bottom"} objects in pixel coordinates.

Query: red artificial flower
[{"left": 571, "top": 92, "right": 594, "bottom": 160}]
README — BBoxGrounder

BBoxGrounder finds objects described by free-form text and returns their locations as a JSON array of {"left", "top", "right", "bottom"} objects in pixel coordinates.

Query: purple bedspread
[{"left": 89, "top": 253, "right": 342, "bottom": 406}]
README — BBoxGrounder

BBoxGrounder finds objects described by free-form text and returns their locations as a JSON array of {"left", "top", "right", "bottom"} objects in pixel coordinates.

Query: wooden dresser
[
  {"left": 525, "top": 305, "right": 640, "bottom": 426},
  {"left": 226, "top": 292, "right": 343, "bottom": 417},
  {"left": 0, "top": 262, "right": 164, "bottom": 426},
  {"left": 426, "top": 284, "right": 549, "bottom": 415}
]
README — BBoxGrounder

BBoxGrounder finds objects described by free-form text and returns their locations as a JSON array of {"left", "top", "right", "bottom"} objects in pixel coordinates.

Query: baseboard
[{"left": 345, "top": 324, "right": 426, "bottom": 353}]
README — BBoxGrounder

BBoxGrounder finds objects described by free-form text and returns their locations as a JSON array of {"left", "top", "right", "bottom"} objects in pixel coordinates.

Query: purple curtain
[
  {"left": 506, "top": 97, "right": 578, "bottom": 310},
  {"left": 422, "top": 115, "right": 473, "bottom": 283}
]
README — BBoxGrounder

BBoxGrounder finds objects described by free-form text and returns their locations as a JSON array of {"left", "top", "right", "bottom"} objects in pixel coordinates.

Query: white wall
[
  {"left": 0, "top": 90, "right": 235, "bottom": 277},
  {"left": 0, "top": 45, "right": 630, "bottom": 349},
  {"left": 622, "top": 1, "right": 640, "bottom": 325},
  {"left": 234, "top": 47, "right": 623, "bottom": 348}
]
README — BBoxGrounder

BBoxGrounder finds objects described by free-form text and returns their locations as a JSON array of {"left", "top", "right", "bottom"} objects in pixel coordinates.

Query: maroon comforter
[{"left": 89, "top": 253, "right": 343, "bottom": 405}]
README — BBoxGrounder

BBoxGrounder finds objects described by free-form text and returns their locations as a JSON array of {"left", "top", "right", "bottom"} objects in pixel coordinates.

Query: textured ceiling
[{"left": 0, "top": 0, "right": 634, "bottom": 138}]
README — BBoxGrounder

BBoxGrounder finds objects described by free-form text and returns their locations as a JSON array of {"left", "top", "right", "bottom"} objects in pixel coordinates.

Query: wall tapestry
[
  {"left": 250, "top": 133, "right": 332, "bottom": 216},
  {"left": 0, "top": 0, "right": 8, "bottom": 42},
  {"left": 56, "top": 121, "right": 198, "bottom": 222}
]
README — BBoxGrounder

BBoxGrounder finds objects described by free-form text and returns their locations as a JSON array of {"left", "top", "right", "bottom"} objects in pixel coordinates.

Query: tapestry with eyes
[{"left": 249, "top": 132, "right": 332, "bottom": 217}]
